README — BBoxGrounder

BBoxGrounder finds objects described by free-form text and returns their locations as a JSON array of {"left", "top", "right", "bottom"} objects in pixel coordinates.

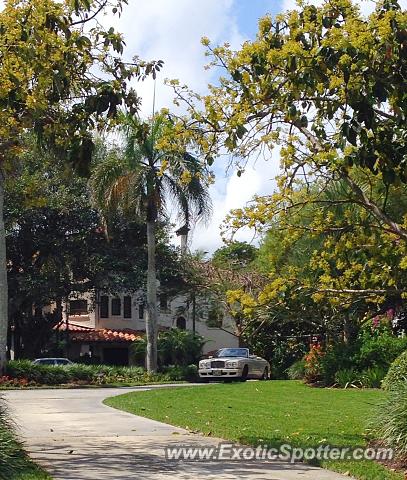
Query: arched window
[{"left": 176, "top": 316, "right": 186, "bottom": 330}]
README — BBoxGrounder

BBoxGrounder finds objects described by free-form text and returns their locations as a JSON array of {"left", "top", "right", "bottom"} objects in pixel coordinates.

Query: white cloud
[
  {"left": 187, "top": 149, "right": 281, "bottom": 254},
  {"left": 103, "top": 0, "right": 244, "bottom": 116}
]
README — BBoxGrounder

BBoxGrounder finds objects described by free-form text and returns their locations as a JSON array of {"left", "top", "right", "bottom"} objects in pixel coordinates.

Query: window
[
  {"left": 69, "top": 299, "right": 88, "bottom": 316},
  {"left": 100, "top": 296, "right": 109, "bottom": 318},
  {"left": 111, "top": 297, "right": 121, "bottom": 316},
  {"left": 176, "top": 316, "right": 186, "bottom": 330},
  {"left": 160, "top": 293, "right": 168, "bottom": 310},
  {"left": 138, "top": 303, "right": 144, "bottom": 319},
  {"left": 123, "top": 296, "right": 132, "bottom": 319}
]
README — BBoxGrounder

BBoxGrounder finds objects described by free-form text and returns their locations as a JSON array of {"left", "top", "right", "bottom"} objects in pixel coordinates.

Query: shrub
[
  {"left": 158, "top": 329, "right": 205, "bottom": 366},
  {"left": 372, "top": 381, "right": 407, "bottom": 465},
  {"left": 357, "top": 332, "right": 407, "bottom": 371},
  {"left": 334, "top": 368, "right": 360, "bottom": 388},
  {"left": 131, "top": 329, "right": 205, "bottom": 367},
  {"left": 131, "top": 338, "right": 147, "bottom": 366},
  {"left": 360, "top": 366, "right": 387, "bottom": 389},
  {"left": 4, "top": 360, "right": 195, "bottom": 386},
  {"left": 382, "top": 350, "right": 407, "bottom": 390},
  {"left": 67, "top": 364, "right": 96, "bottom": 382},
  {"left": 6, "top": 360, "right": 70, "bottom": 384},
  {"left": 304, "top": 344, "right": 326, "bottom": 383},
  {"left": 0, "top": 396, "right": 26, "bottom": 477},
  {"left": 161, "top": 364, "right": 198, "bottom": 381},
  {"left": 319, "top": 342, "right": 360, "bottom": 386},
  {"left": 286, "top": 359, "right": 306, "bottom": 380},
  {"left": 268, "top": 339, "right": 308, "bottom": 379}
]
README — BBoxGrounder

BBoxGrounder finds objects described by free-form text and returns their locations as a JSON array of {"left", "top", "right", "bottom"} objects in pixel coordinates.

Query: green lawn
[
  {"left": 104, "top": 380, "right": 402, "bottom": 480},
  {"left": 0, "top": 445, "right": 51, "bottom": 480},
  {"left": 0, "top": 419, "right": 51, "bottom": 480},
  {"left": 9, "top": 463, "right": 51, "bottom": 480}
]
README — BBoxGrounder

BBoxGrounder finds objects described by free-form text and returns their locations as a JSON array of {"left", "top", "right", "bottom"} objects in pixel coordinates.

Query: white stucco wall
[{"left": 66, "top": 291, "right": 239, "bottom": 353}]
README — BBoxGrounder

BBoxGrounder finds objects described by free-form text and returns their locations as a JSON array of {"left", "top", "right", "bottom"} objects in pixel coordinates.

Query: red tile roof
[{"left": 56, "top": 323, "right": 143, "bottom": 343}]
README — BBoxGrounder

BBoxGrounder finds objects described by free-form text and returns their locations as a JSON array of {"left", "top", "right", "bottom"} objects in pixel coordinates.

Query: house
[{"left": 55, "top": 291, "right": 239, "bottom": 365}]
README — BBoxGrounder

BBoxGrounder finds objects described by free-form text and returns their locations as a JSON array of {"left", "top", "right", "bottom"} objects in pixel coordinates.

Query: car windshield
[
  {"left": 216, "top": 348, "right": 249, "bottom": 358},
  {"left": 34, "top": 358, "right": 72, "bottom": 365},
  {"left": 35, "top": 359, "right": 55, "bottom": 365}
]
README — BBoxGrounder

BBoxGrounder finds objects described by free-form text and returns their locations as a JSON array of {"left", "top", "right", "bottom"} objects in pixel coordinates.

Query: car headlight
[
  {"left": 225, "top": 360, "right": 238, "bottom": 368},
  {"left": 199, "top": 360, "right": 210, "bottom": 368}
]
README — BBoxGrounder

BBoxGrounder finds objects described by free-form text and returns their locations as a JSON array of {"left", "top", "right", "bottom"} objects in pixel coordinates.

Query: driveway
[{"left": 3, "top": 386, "right": 352, "bottom": 480}]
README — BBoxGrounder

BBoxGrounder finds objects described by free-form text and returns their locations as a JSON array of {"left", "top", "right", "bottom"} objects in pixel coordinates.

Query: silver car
[
  {"left": 198, "top": 348, "right": 270, "bottom": 381},
  {"left": 33, "top": 358, "right": 74, "bottom": 366}
]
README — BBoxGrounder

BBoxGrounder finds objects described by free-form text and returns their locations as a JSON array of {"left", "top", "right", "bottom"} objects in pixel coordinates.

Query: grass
[
  {"left": 7, "top": 462, "right": 51, "bottom": 480},
  {"left": 0, "top": 404, "right": 51, "bottom": 480},
  {"left": 104, "top": 380, "right": 403, "bottom": 480}
]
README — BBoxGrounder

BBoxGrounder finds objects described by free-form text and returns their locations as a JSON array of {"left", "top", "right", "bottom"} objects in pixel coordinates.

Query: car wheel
[
  {"left": 261, "top": 367, "right": 269, "bottom": 380},
  {"left": 240, "top": 365, "right": 248, "bottom": 382}
]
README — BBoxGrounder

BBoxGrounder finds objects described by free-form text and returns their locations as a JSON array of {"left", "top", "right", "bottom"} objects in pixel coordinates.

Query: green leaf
[
  {"left": 231, "top": 70, "right": 242, "bottom": 82},
  {"left": 373, "top": 81, "right": 387, "bottom": 103},
  {"left": 383, "top": 169, "right": 396, "bottom": 185},
  {"left": 341, "top": 122, "right": 350, "bottom": 138},
  {"left": 236, "top": 125, "right": 247, "bottom": 139},
  {"left": 300, "top": 115, "right": 308, "bottom": 128},
  {"left": 347, "top": 127, "right": 357, "bottom": 146},
  {"left": 288, "top": 105, "right": 297, "bottom": 118},
  {"left": 322, "top": 17, "right": 332, "bottom": 28}
]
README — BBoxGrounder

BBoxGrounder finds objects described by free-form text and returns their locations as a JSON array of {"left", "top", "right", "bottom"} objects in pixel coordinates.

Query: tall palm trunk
[
  {"left": 0, "top": 174, "right": 8, "bottom": 373},
  {"left": 146, "top": 219, "right": 158, "bottom": 372}
]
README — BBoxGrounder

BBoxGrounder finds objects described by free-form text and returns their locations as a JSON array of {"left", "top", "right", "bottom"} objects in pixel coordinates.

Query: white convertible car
[{"left": 198, "top": 348, "right": 270, "bottom": 381}]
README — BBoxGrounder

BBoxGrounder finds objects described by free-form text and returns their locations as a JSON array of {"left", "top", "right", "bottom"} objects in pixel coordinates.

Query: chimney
[{"left": 175, "top": 224, "right": 190, "bottom": 256}]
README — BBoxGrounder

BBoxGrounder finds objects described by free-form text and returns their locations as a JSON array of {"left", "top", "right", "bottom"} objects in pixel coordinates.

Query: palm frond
[{"left": 90, "top": 113, "right": 212, "bottom": 232}]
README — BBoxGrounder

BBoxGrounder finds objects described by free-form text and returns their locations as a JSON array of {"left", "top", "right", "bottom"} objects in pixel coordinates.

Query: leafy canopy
[{"left": 0, "top": 0, "right": 162, "bottom": 171}]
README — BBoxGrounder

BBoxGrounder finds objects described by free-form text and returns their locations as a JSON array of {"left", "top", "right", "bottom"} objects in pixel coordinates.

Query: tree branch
[
  {"left": 70, "top": 1, "right": 108, "bottom": 27},
  {"left": 342, "top": 173, "right": 407, "bottom": 240},
  {"left": 318, "top": 288, "right": 404, "bottom": 296}
]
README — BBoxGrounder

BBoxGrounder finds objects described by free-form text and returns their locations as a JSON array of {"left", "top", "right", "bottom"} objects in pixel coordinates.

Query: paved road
[{"left": 3, "top": 386, "right": 352, "bottom": 480}]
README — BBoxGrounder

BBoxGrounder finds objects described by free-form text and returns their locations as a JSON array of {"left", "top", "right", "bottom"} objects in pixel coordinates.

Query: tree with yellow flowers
[{"left": 169, "top": 0, "right": 407, "bottom": 341}]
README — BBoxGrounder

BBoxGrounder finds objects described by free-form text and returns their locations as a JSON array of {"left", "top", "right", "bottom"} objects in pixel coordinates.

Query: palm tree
[{"left": 90, "top": 115, "right": 212, "bottom": 372}]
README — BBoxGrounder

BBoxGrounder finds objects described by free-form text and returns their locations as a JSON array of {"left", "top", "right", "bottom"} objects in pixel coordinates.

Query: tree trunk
[
  {"left": 192, "top": 292, "right": 196, "bottom": 335},
  {"left": 343, "top": 311, "right": 356, "bottom": 345},
  {"left": 0, "top": 174, "right": 8, "bottom": 373},
  {"left": 146, "top": 220, "right": 158, "bottom": 372},
  {"left": 180, "top": 233, "right": 188, "bottom": 255},
  {"left": 63, "top": 297, "right": 70, "bottom": 358}
]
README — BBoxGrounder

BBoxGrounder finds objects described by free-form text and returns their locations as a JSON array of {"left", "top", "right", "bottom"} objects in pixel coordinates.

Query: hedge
[
  {"left": 3, "top": 360, "right": 198, "bottom": 387},
  {"left": 382, "top": 350, "right": 407, "bottom": 391}
]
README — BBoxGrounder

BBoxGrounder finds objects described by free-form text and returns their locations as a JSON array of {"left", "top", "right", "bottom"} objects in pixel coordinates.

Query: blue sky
[{"left": 234, "top": 1, "right": 282, "bottom": 38}]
